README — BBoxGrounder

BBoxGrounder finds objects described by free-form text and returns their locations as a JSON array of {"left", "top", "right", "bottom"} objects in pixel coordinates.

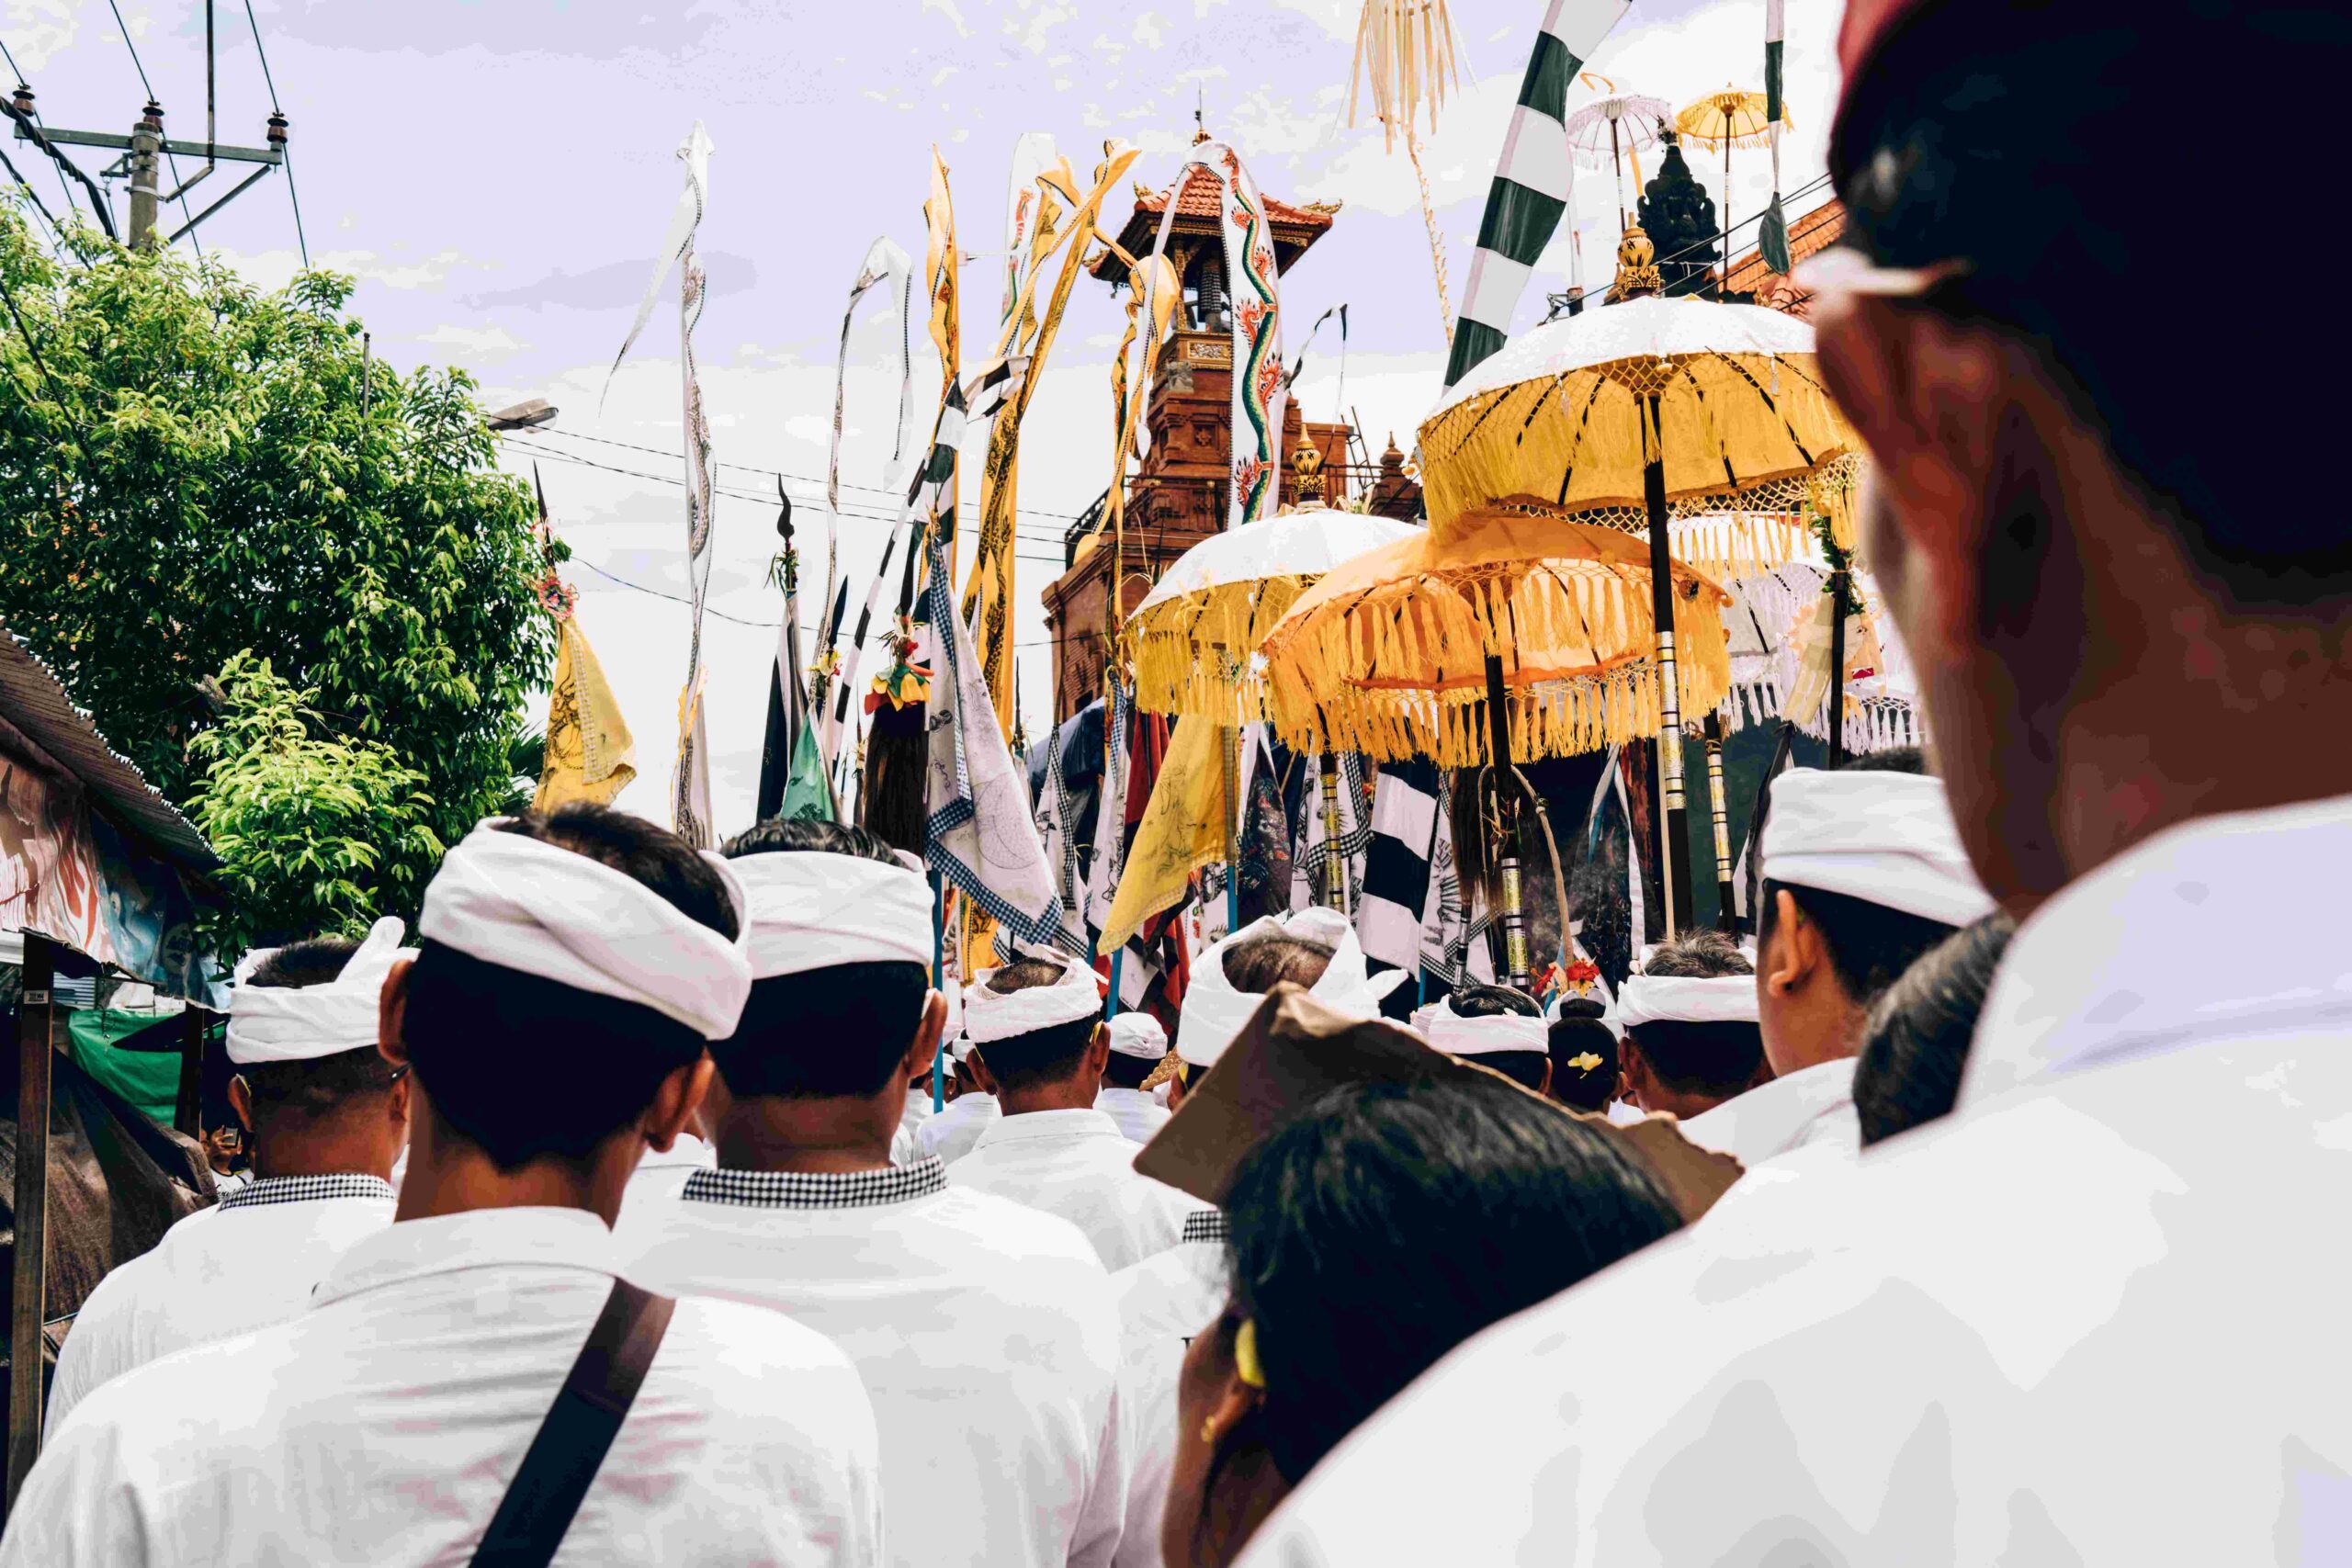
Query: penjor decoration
[
  {"left": 528, "top": 468, "right": 637, "bottom": 812},
  {"left": 604, "top": 121, "right": 718, "bottom": 846}
]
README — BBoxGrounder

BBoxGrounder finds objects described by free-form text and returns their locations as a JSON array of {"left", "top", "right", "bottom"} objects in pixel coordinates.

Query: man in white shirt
[
  {"left": 7, "top": 804, "right": 883, "bottom": 1567},
  {"left": 1095, "top": 1011, "right": 1171, "bottom": 1145},
  {"left": 616, "top": 1104, "right": 716, "bottom": 1220},
  {"left": 1109, "top": 1209, "right": 1230, "bottom": 1568},
  {"left": 46, "top": 919, "right": 413, "bottom": 1435},
  {"left": 1410, "top": 985, "right": 1552, "bottom": 1092},
  {"left": 1685, "top": 757, "right": 1993, "bottom": 1167},
  {"left": 949, "top": 954, "right": 1199, "bottom": 1270},
  {"left": 1235, "top": 6, "right": 2352, "bottom": 1561},
  {"left": 912, "top": 1032, "right": 999, "bottom": 1165},
  {"left": 1608, "top": 931, "right": 1768, "bottom": 1122},
  {"left": 621, "top": 817, "right": 1127, "bottom": 1568}
]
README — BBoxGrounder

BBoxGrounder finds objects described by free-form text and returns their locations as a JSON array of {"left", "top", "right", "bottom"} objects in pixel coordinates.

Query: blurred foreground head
[{"left": 1815, "top": 1, "right": 2352, "bottom": 910}]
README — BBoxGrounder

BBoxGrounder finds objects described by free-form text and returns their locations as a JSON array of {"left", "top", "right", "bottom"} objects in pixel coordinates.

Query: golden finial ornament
[
  {"left": 1293, "top": 430, "right": 1327, "bottom": 502},
  {"left": 1607, "top": 222, "right": 1665, "bottom": 301}
]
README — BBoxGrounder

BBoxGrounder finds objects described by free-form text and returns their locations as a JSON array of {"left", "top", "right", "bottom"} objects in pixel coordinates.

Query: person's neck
[
  {"left": 998, "top": 1076, "right": 1100, "bottom": 1117},
  {"left": 249, "top": 1124, "right": 394, "bottom": 1184},
  {"left": 394, "top": 1111, "right": 629, "bottom": 1226},
  {"left": 1644, "top": 1083, "right": 1738, "bottom": 1122},
  {"left": 713, "top": 1093, "right": 898, "bottom": 1175}
]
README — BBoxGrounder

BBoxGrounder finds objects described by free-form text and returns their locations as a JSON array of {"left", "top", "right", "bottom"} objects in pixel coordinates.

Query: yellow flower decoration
[
  {"left": 1235, "top": 1318, "right": 1266, "bottom": 1389},
  {"left": 1566, "top": 1052, "right": 1604, "bottom": 1074}
]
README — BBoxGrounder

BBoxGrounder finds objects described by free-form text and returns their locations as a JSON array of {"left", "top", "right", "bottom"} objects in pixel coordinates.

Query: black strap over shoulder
[{"left": 469, "top": 1279, "right": 677, "bottom": 1568}]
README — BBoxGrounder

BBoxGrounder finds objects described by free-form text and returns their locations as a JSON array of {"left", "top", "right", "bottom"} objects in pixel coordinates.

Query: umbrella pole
[
  {"left": 1826, "top": 570, "right": 1850, "bottom": 766},
  {"left": 1223, "top": 721, "right": 1241, "bottom": 936},
  {"left": 1702, "top": 714, "right": 1737, "bottom": 930},
  {"left": 1483, "top": 654, "right": 1532, "bottom": 990},
  {"left": 1320, "top": 752, "right": 1349, "bottom": 914},
  {"left": 1720, "top": 114, "right": 1733, "bottom": 297},
  {"left": 1610, "top": 116, "right": 1626, "bottom": 233},
  {"left": 1641, "top": 392, "right": 1694, "bottom": 937}
]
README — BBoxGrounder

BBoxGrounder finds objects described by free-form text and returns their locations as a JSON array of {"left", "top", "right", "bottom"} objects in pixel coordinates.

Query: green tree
[
  {"left": 0, "top": 204, "right": 558, "bottom": 940},
  {"left": 187, "top": 652, "right": 444, "bottom": 953}
]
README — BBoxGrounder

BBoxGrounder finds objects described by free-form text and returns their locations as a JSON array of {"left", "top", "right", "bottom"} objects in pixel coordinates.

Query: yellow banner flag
[
  {"left": 535, "top": 617, "right": 637, "bottom": 811},
  {"left": 1101, "top": 715, "right": 1227, "bottom": 953}
]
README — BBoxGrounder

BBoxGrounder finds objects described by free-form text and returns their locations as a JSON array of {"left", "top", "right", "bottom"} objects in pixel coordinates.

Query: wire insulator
[{"left": 266, "top": 110, "right": 288, "bottom": 146}]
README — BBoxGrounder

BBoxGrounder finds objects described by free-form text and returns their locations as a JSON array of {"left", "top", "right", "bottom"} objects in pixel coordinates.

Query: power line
[
  {"left": 0, "top": 39, "right": 85, "bottom": 224},
  {"left": 100, "top": 0, "right": 201, "bottom": 257},
  {"left": 240, "top": 0, "right": 305, "bottom": 267},
  {"left": 566, "top": 554, "right": 1067, "bottom": 651}
]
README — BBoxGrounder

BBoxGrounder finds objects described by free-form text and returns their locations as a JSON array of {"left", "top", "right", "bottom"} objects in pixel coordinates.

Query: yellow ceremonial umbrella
[
  {"left": 1261, "top": 238, "right": 1856, "bottom": 947},
  {"left": 1675, "top": 86, "right": 1790, "bottom": 284},
  {"left": 1121, "top": 501, "right": 1423, "bottom": 722}
]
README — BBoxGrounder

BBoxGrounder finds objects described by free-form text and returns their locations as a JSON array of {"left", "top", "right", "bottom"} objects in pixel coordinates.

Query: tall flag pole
[
  {"left": 1444, "top": 2, "right": 1630, "bottom": 389},
  {"left": 601, "top": 120, "right": 717, "bottom": 844}
]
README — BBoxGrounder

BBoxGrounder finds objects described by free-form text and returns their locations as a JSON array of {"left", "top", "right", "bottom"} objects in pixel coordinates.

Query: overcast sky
[{"left": 6, "top": 0, "right": 1843, "bottom": 833}]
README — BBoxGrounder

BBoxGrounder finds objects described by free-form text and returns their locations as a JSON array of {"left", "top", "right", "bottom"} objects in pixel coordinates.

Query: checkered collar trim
[
  {"left": 682, "top": 1156, "right": 949, "bottom": 1212},
  {"left": 1182, "top": 1209, "right": 1228, "bottom": 1245},
  {"left": 217, "top": 1173, "right": 397, "bottom": 1213}
]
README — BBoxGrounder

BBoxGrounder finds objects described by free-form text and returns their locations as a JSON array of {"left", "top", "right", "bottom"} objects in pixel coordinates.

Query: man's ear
[
  {"left": 644, "top": 1055, "right": 716, "bottom": 1155},
  {"left": 1084, "top": 1021, "right": 1112, "bottom": 1077},
  {"left": 227, "top": 1074, "right": 255, "bottom": 1137},
  {"left": 1618, "top": 1039, "right": 1653, "bottom": 1104},
  {"left": 1762, "top": 891, "right": 1819, "bottom": 997},
  {"left": 903, "top": 988, "right": 949, "bottom": 1084},
  {"left": 378, "top": 956, "right": 414, "bottom": 1072},
  {"left": 1534, "top": 1057, "right": 1554, "bottom": 1099}
]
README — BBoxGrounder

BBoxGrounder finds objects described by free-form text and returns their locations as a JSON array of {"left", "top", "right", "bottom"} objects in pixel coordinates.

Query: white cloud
[
  {"left": 920, "top": 0, "right": 969, "bottom": 38},
  {"left": 413, "top": 322, "right": 530, "bottom": 362},
  {"left": 0, "top": 0, "right": 77, "bottom": 73},
  {"left": 1132, "top": 10, "right": 1165, "bottom": 50},
  {"left": 204, "top": 245, "right": 492, "bottom": 296}
]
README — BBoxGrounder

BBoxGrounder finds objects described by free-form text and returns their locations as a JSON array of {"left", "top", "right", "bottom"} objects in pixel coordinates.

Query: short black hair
[
  {"left": 1446, "top": 983, "right": 1550, "bottom": 1091},
  {"left": 1837, "top": 746, "right": 1927, "bottom": 776},
  {"left": 1758, "top": 880, "right": 1958, "bottom": 1009},
  {"left": 1833, "top": 3, "right": 2352, "bottom": 605},
  {"left": 1546, "top": 999, "right": 1620, "bottom": 1115},
  {"left": 401, "top": 805, "right": 738, "bottom": 1170},
  {"left": 1854, "top": 911, "right": 2017, "bottom": 1146},
  {"left": 719, "top": 818, "right": 932, "bottom": 1100},
  {"left": 1223, "top": 1077, "right": 1682, "bottom": 1485},
  {"left": 969, "top": 959, "right": 1098, "bottom": 1092},
  {"left": 1623, "top": 931, "right": 1761, "bottom": 1097},
  {"left": 237, "top": 936, "right": 400, "bottom": 1124},
  {"left": 1102, "top": 1049, "right": 1159, "bottom": 1090}
]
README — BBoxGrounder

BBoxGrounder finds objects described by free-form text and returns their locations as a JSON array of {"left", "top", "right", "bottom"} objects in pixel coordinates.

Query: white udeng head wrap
[
  {"left": 1178, "top": 908, "right": 1408, "bottom": 1069},
  {"left": 963, "top": 955, "right": 1103, "bottom": 1045},
  {"left": 418, "top": 820, "right": 753, "bottom": 1042},
  {"left": 729, "top": 849, "right": 936, "bottom": 980},
  {"left": 1106, "top": 1012, "right": 1168, "bottom": 1060},
  {"left": 1408, "top": 995, "right": 1550, "bottom": 1057},
  {"left": 1759, "top": 768, "right": 1995, "bottom": 928},
  {"left": 1614, "top": 974, "right": 1759, "bottom": 1031},
  {"left": 227, "top": 916, "right": 414, "bottom": 1066}
]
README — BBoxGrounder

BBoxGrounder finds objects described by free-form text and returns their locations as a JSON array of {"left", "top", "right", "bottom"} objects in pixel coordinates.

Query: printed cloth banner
[
  {"left": 829, "top": 235, "right": 917, "bottom": 516},
  {"left": 536, "top": 616, "right": 637, "bottom": 812},
  {"left": 1445, "top": 1, "right": 1630, "bottom": 389},
  {"left": 1142, "top": 140, "right": 1288, "bottom": 527}
]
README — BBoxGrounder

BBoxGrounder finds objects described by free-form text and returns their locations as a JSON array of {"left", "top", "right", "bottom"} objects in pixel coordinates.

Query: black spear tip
[{"left": 775, "top": 478, "right": 792, "bottom": 541}]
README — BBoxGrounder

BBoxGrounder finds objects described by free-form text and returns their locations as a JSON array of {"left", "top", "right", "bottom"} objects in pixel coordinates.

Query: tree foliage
[
  {"left": 187, "top": 653, "right": 444, "bottom": 953},
  {"left": 0, "top": 204, "right": 558, "bottom": 942}
]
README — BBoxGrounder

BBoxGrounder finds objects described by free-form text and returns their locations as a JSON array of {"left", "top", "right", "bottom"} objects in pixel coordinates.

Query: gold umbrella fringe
[
  {"left": 1122, "top": 572, "right": 1317, "bottom": 719},
  {"left": 1261, "top": 548, "right": 1732, "bottom": 766}
]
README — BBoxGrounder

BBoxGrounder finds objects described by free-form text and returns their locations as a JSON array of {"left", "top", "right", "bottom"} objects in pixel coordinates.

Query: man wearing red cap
[{"left": 1230, "top": 4, "right": 2352, "bottom": 1562}]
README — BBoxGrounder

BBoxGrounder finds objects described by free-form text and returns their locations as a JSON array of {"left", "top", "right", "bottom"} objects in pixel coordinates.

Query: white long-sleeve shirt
[
  {"left": 1238, "top": 794, "right": 2352, "bottom": 1566},
  {"left": 7, "top": 1205, "right": 884, "bottom": 1568},
  {"left": 1110, "top": 1211, "right": 1231, "bottom": 1568},
  {"left": 948, "top": 1109, "right": 1203, "bottom": 1271},
  {"left": 915, "top": 1090, "right": 1001, "bottom": 1166},
  {"left": 616, "top": 1130, "right": 716, "bottom": 1224},
  {"left": 1679, "top": 1055, "right": 1861, "bottom": 1167},
  {"left": 1093, "top": 1087, "right": 1171, "bottom": 1146},
  {"left": 45, "top": 1173, "right": 395, "bottom": 1438},
  {"left": 619, "top": 1156, "right": 1126, "bottom": 1568}
]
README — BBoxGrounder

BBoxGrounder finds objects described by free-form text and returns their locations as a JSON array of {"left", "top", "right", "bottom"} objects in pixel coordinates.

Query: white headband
[
  {"left": 963, "top": 956, "right": 1102, "bottom": 1045},
  {"left": 1410, "top": 995, "right": 1550, "bottom": 1057},
  {"left": 1177, "top": 909, "right": 1408, "bottom": 1068},
  {"left": 729, "top": 849, "right": 936, "bottom": 980},
  {"left": 419, "top": 820, "right": 753, "bottom": 1042},
  {"left": 1106, "top": 1012, "right": 1167, "bottom": 1060},
  {"left": 1615, "top": 974, "right": 1759, "bottom": 1031},
  {"left": 227, "top": 916, "right": 415, "bottom": 1066},
  {"left": 1759, "top": 768, "right": 1995, "bottom": 928}
]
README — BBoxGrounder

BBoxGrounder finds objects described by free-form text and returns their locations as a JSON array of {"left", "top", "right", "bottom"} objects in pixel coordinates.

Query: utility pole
[
  {"left": 127, "top": 100, "right": 163, "bottom": 249},
  {"left": 6, "top": 3, "right": 287, "bottom": 249}
]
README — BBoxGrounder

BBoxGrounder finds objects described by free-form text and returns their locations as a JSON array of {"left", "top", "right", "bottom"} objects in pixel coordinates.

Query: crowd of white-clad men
[{"left": 12, "top": 0, "right": 2352, "bottom": 1560}]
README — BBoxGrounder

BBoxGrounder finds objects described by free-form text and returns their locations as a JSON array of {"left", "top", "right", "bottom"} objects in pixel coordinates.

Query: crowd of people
[{"left": 6, "top": 1, "right": 2346, "bottom": 1562}]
